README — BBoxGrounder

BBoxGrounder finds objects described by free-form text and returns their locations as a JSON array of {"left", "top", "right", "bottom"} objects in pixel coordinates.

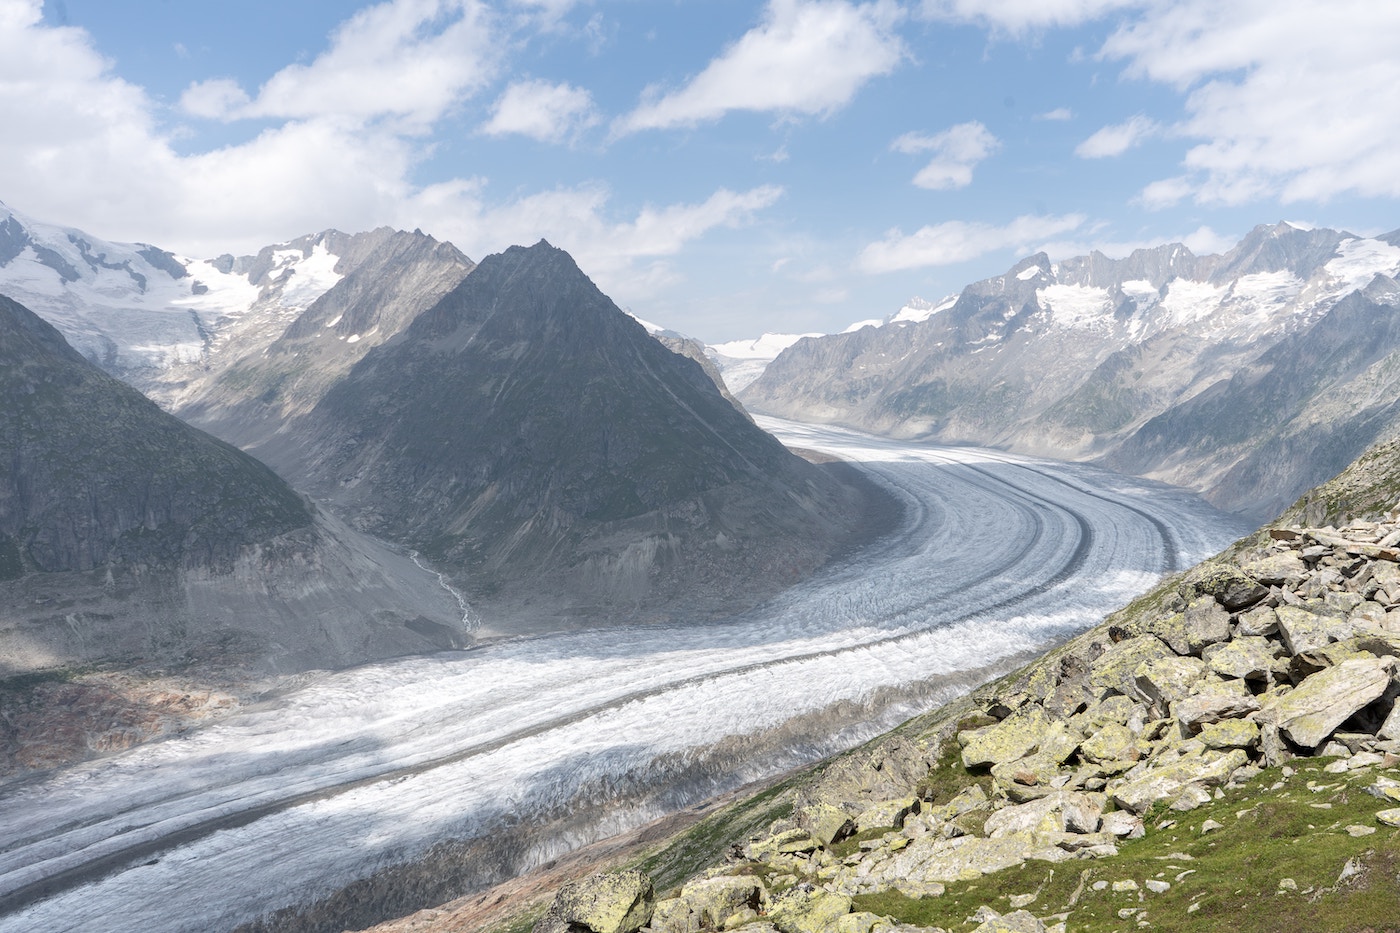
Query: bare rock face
[
  {"left": 258, "top": 241, "right": 868, "bottom": 628},
  {"left": 0, "top": 294, "right": 464, "bottom": 682}
]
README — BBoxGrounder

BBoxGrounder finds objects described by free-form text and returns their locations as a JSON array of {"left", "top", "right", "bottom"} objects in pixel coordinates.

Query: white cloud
[
  {"left": 178, "top": 77, "right": 251, "bottom": 119},
  {"left": 481, "top": 79, "right": 599, "bottom": 142},
  {"left": 856, "top": 214, "right": 1087, "bottom": 273},
  {"left": 892, "top": 121, "right": 1000, "bottom": 190},
  {"left": 918, "top": 0, "right": 1144, "bottom": 33},
  {"left": 1036, "top": 107, "right": 1073, "bottom": 121},
  {"left": 410, "top": 183, "right": 785, "bottom": 301},
  {"left": 615, "top": 0, "right": 905, "bottom": 134},
  {"left": 1098, "top": 1, "right": 1400, "bottom": 205},
  {"left": 1074, "top": 113, "right": 1159, "bottom": 158},
  {"left": 1035, "top": 224, "right": 1237, "bottom": 261},
  {"left": 181, "top": 0, "right": 501, "bottom": 129}
]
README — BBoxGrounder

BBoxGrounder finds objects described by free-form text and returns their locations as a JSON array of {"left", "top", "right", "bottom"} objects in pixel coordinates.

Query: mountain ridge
[{"left": 742, "top": 222, "right": 1400, "bottom": 520}]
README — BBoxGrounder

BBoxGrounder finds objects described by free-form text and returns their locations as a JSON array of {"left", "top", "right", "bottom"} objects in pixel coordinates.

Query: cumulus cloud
[
  {"left": 892, "top": 121, "right": 1000, "bottom": 190},
  {"left": 180, "top": 0, "right": 501, "bottom": 128},
  {"left": 0, "top": 0, "right": 784, "bottom": 307},
  {"left": 615, "top": 0, "right": 905, "bottom": 134},
  {"left": 481, "top": 79, "right": 599, "bottom": 142},
  {"left": 1074, "top": 114, "right": 1160, "bottom": 158},
  {"left": 414, "top": 183, "right": 786, "bottom": 299},
  {"left": 1098, "top": 0, "right": 1400, "bottom": 205},
  {"left": 856, "top": 214, "right": 1087, "bottom": 273},
  {"left": 1037, "top": 107, "right": 1073, "bottom": 121}
]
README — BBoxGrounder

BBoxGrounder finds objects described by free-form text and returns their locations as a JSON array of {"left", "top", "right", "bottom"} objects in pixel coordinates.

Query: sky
[{"left": 4, "top": 0, "right": 1400, "bottom": 341}]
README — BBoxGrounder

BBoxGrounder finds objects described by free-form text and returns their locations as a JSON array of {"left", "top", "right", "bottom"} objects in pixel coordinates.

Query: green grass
[{"left": 850, "top": 758, "right": 1400, "bottom": 933}]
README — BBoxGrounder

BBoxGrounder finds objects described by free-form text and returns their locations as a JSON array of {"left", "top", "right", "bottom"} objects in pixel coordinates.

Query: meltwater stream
[{"left": 0, "top": 420, "right": 1250, "bottom": 931}]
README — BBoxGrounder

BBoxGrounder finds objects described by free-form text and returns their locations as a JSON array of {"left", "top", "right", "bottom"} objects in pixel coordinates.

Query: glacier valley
[{"left": 0, "top": 420, "right": 1248, "bottom": 932}]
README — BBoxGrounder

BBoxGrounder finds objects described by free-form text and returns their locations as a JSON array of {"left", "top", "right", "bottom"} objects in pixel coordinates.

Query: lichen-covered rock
[
  {"left": 970, "top": 908, "right": 1047, "bottom": 933},
  {"left": 960, "top": 707, "right": 1051, "bottom": 770},
  {"left": 649, "top": 875, "right": 764, "bottom": 933},
  {"left": 797, "top": 801, "right": 855, "bottom": 845},
  {"left": 1110, "top": 749, "right": 1249, "bottom": 814},
  {"left": 884, "top": 833, "right": 1070, "bottom": 884},
  {"left": 533, "top": 870, "right": 654, "bottom": 933},
  {"left": 1276, "top": 606, "right": 1351, "bottom": 656},
  {"left": 854, "top": 796, "right": 919, "bottom": 833},
  {"left": 1134, "top": 656, "right": 1210, "bottom": 711},
  {"left": 1256, "top": 656, "right": 1395, "bottom": 748},
  {"left": 1088, "top": 636, "right": 1174, "bottom": 697},
  {"left": 764, "top": 884, "right": 852, "bottom": 933},
  {"left": 1199, "top": 718, "right": 1261, "bottom": 750},
  {"left": 1203, "top": 636, "right": 1278, "bottom": 681},
  {"left": 1174, "top": 681, "right": 1260, "bottom": 729},
  {"left": 1183, "top": 597, "right": 1233, "bottom": 652}
]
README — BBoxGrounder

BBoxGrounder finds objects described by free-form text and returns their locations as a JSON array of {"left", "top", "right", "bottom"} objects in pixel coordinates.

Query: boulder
[
  {"left": 854, "top": 796, "right": 919, "bottom": 832},
  {"left": 797, "top": 801, "right": 855, "bottom": 845},
  {"left": 663, "top": 875, "right": 764, "bottom": 932},
  {"left": 1256, "top": 657, "right": 1395, "bottom": 749},
  {"left": 1199, "top": 718, "right": 1261, "bottom": 750},
  {"left": 971, "top": 909, "right": 1046, "bottom": 933},
  {"left": 533, "top": 871, "right": 654, "bottom": 933},
  {"left": 1183, "top": 597, "right": 1233, "bottom": 652},
  {"left": 1088, "top": 636, "right": 1175, "bottom": 698},
  {"left": 1134, "top": 656, "right": 1210, "bottom": 711},
  {"left": 1241, "top": 552, "right": 1307, "bottom": 588},
  {"left": 885, "top": 833, "right": 1069, "bottom": 884},
  {"left": 984, "top": 791, "right": 1104, "bottom": 840},
  {"left": 1276, "top": 606, "right": 1351, "bottom": 656},
  {"left": 1202, "top": 636, "right": 1278, "bottom": 681},
  {"left": 1109, "top": 750, "right": 1249, "bottom": 814},
  {"left": 765, "top": 884, "right": 852, "bottom": 933},
  {"left": 960, "top": 707, "right": 1051, "bottom": 770},
  {"left": 1236, "top": 605, "right": 1281, "bottom": 637},
  {"left": 1174, "top": 682, "right": 1261, "bottom": 729}
]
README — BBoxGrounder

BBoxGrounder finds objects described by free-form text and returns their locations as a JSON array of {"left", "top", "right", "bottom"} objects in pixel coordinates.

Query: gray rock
[
  {"left": 533, "top": 870, "right": 654, "bottom": 933},
  {"left": 1256, "top": 657, "right": 1395, "bottom": 748}
]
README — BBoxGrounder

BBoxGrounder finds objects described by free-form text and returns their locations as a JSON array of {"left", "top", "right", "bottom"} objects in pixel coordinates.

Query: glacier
[{"left": 0, "top": 420, "right": 1247, "bottom": 932}]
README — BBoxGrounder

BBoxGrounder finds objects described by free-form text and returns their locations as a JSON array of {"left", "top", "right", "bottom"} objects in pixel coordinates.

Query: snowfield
[{"left": 0, "top": 420, "right": 1247, "bottom": 932}]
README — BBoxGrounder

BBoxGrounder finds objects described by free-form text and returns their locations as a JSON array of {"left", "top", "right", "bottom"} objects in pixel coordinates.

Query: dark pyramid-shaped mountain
[
  {"left": 0, "top": 294, "right": 310, "bottom": 576},
  {"left": 0, "top": 293, "right": 464, "bottom": 675},
  {"left": 259, "top": 241, "right": 869, "bottom": 627}
]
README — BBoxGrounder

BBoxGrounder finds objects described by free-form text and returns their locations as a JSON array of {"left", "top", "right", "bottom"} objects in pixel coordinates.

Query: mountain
[
  {"left": 253, "top": 241, "right": 870, "bottom": 629},
  {"left": 743, "top": 222, "right": 1400, "bottom": 520},
  {"left": 171, "top": 227, "right": 474, "bottom": 448},
  {"left": 0, "top": 294, "right": 465, "bottom": 677},
  {"left": 0, "top": 202, "right": 474, "bottom": 412}
]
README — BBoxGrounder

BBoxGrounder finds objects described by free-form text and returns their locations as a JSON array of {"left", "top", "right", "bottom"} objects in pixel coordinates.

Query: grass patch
[{"left": 852, "top": 759, "right": 1400, "bottom": 933}]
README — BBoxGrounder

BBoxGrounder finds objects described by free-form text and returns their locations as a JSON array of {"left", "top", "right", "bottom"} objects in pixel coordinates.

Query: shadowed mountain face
[
  {"left": 0, "top": 295, "right": 310, "bottom": 577},
  {"left": 257, "top": 241, "right": 868, "bottom": 628},
  {"left": 0, "top": 294, "right": 464, "bottom": 675},
  {"left": 743, "top": 222, "right": 1400, "bottom": 521}
]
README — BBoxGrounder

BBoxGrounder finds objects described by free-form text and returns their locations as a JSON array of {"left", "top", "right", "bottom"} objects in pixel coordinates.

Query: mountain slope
[
  {"left": 743, "top": 223, "right": 1400, "bottom": 520},
  {"left": 0, "top": 203, "right": 473, "bottom": 411},
  {"left": 257, "top": 241, "right": 869, "bottom": 628},
  {"left": 0, "top": 295, "right": 464, "bottom": 677}
]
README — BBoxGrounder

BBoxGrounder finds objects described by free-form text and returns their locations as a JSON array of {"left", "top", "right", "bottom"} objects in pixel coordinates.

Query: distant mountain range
[{"left": 742, "top": 222, "right": 1400, "bottom": 520}]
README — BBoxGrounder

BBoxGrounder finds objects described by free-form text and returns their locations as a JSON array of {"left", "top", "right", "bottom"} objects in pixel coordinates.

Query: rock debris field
[{"left": 532, "top": 511, "right": 1400, "bottom": 933}]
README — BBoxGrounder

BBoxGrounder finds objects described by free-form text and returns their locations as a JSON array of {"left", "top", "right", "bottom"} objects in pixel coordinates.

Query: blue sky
[{"left": 5, "top": 1, "right": 1400, "bottom": 340}]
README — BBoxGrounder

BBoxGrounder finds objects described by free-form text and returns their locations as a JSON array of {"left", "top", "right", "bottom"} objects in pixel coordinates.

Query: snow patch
[
  {"left": 1038, "top": 283, "right": 1113, "bottom": 330},
  {"left": 1325, "top": 237, "right": 1400, "bottom": 295}
]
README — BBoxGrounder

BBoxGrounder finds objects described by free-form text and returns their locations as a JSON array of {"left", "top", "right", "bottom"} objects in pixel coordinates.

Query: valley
[{"left": 0, "top": 420, "right": 1245, "bottom": 933}]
